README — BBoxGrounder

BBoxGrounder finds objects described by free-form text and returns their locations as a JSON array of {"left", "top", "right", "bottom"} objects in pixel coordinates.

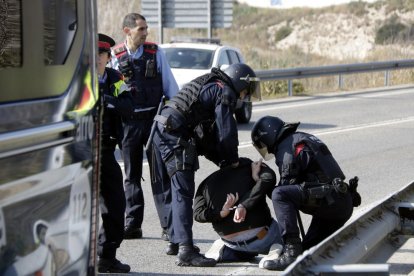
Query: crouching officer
[
  {"left": 96, "top": 33, "right": 130, "bottom": 273},
  {"left": 251, "top": 116, "right": 361, "bottom": 271},
  {"left": 151, "top": 63, "right": 260, "bottom": 267}
]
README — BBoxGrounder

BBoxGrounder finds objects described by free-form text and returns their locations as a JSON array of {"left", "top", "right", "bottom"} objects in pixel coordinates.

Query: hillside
[{"left": 97, "top": 0, "right": 414, "bottom": 94}]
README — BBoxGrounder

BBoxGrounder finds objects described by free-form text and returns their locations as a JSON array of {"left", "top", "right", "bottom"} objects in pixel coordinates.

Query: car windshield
[{"left": 162, "top": 48, "right": 214, "bottom": 69}]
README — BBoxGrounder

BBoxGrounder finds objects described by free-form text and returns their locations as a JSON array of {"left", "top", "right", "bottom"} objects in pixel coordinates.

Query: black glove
[{"left": 349, "top": 176, "right": 361, "bottom": 207}]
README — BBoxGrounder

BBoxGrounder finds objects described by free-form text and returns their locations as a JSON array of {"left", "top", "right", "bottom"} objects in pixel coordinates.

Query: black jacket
[{"left": 193, "top": 158, "right": 276, "bottom": 236}]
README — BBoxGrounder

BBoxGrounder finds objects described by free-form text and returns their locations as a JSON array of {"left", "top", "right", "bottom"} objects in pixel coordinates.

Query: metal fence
[{"left": 255, "top": 59, "right": 414, "bottom": 96}]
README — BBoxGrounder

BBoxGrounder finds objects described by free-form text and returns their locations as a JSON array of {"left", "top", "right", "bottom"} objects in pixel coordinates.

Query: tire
[{"left": 235, "top": 100, "right": 252, "bottom": 124}]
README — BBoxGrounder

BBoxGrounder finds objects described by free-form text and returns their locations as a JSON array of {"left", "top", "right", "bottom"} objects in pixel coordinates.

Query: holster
[
  {"left": 165, "top": 138, "right": 199, "bottom": 177},
  {"left": 301, "top": 182, "right": 334, "bottom": 206}
]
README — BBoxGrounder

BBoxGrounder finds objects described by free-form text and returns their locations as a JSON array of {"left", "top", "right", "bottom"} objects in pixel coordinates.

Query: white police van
[{"left": 0, "top": 0, "right": 99, "bottom": 274}]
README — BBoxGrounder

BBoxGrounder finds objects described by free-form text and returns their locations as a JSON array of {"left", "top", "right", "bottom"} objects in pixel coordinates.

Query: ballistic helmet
[
  {"left": 223, "top": 63, "right": 260, "bottom": 97},
  {"left": 251, "top": 116, "right": 300, "bottom": 160}
]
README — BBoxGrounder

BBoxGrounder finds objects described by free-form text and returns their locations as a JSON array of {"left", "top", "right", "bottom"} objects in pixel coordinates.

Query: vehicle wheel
[{"left": 235, "top": 100, "right": 252, "bottom": 124}]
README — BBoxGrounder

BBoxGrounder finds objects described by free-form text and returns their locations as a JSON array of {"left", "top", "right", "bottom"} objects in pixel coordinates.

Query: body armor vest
[
  {"left": 113, "top": 42, "right": 163, "bottom": 108},
  {"left": 166, "top": 68, "right": 234, "bottom": 128},
  {"left": 277, "top": 132, "right": 345, "bottom": 184}
]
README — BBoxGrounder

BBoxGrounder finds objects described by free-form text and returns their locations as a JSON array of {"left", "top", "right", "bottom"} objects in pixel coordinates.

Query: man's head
[
  {"left": 251, "top": 116, "right": 300, "bottom": 160},
  {"left": 223, "top": 63, "right": 260, "bottom": 99},
  {"left": 122, "top": 13, "right": 148, "bottom": 49}
]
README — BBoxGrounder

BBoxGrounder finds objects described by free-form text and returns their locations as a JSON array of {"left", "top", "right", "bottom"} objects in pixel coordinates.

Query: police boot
[
  {"left": 176, "top": 245, "right": 217, "bottom": 267},
  {"left": 166, "top": 242, "right": 200, "bottom": 255},
  {"left": 98, "top": 258, "right": 131, "bottom": 273},
  {"left": 263, "top": 238, "right": 302, "bottom": 271}
]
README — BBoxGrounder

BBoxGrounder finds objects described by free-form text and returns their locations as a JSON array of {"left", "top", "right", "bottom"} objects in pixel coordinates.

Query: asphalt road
[{"left": 107, "top": 85, "right": 414, "bottom": 276}]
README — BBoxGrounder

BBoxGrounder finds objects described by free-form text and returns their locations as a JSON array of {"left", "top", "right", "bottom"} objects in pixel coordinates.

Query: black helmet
[
  {"left": 251, "top": 116, "right": 300, "bottom": 160},
  {"left": 223, "top": 63, "right": 260, "bottom": 97}
]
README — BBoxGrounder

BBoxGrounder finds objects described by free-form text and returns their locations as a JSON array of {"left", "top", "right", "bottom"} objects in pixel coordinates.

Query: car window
[
  {"left": 217, "top": 50, "right": 230, "bottom": 67},
  {"left": 163, "top": 48, "right": 213, "bottom": 69},
  {"left": 227, "top": 50, "right": 241, "bottom": 64}
]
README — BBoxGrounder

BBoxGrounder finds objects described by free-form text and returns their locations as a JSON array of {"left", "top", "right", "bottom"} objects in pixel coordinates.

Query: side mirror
[{"left": 219, "top": 64, "right": 230, "bottom": 71}]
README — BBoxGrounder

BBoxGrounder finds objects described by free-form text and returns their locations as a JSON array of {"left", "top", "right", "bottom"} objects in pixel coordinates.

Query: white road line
[
  {"left": 253, "top": 88, "right": 413, "bottom": 113},
  {"left": 239, "top": 116, "right": 414, "bottom": 148},
  {"left": 139, "top": 117, "right": 414, "bottom": 164}
]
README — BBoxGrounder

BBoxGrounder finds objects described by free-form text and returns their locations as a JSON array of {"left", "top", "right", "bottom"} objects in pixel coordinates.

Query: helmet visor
[
  {"left": 240, "top": 75, "right": 260, "bottom": 99},
  {"left": 253, "top": 141, "right": 275, "bottom": 161}
]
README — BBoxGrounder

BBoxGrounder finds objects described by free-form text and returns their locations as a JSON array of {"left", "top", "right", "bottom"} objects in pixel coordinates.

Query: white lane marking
[
  {"left": 139, "top": 117, "right": 414, "bottom": 165},
  {"left": 239, "top": 116, "right": 414, "bottom": 149},
  {"left": 253, "top": 88, "right": 413, "bottom": 113}
]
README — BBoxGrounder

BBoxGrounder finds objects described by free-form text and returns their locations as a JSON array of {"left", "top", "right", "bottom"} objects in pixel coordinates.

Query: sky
[{"left": 237, "top": 0, "right": 380, "bottom": 9}]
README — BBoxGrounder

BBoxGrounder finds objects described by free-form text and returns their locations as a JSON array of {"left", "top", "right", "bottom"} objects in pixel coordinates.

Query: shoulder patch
[
  {"left": 294, "top": 142, "right": 306, "bottom": 157},
  {"left": 112, "top": 43, "right": 128, "bottom": 59},
  {"left": 144, "top": 42, "right": 158, "bottom": 54}
]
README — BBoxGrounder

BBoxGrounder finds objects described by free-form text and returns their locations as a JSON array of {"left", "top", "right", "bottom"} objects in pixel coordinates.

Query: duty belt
[
  {"left": 221, "top": 226, "right": 269, "bottom": 246},
  {"left": 123, "top": 108, "right": 157, "bottom": 121}
]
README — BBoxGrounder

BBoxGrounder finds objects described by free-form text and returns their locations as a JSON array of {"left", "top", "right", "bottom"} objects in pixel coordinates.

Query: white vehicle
[{"left": 160, "top": 38, "right": 254, "bottom": 124}]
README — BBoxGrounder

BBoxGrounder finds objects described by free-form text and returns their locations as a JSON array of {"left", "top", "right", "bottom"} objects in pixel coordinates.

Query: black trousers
[
  {"left": 271, "top": 184, "right": 353, "bottom": 250},
  {"left": 148, "top": 143, "right": 172, "bottom": 231},
  {"left": 98, "top": 138, "right": 126, "bottom": 259},
  {"left": 122, "top": 119, "right": 152, "bottom": 228}
]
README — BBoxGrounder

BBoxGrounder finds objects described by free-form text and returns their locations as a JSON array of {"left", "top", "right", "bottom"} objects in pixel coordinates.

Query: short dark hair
[{"left": 122, "top": 13, "right": 146, "bottom": 28}]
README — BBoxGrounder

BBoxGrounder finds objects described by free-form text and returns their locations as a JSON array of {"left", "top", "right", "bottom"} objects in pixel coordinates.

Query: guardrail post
[
  {"left": 288, "top": 80, "right": 293, "bottom": 96},
  {"left": 385, "top": 70, "right": 390, "bottom": 86},
  {"left": 338, "top": 74, "right": 344, "bottom": 90}
]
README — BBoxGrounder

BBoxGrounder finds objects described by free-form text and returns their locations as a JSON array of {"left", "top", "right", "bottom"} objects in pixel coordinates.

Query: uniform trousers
[
  {"left": 122, "top": 118, "right": 152, "bottom": 228},
  {"left": 152, "top": 116, "right": 198, "bottom": 245},
  {"left": 98, "top": 138, "right": 126, "bottom": 259},
  {"left": 271, "top": 184, "right": 353, "bottom": 250}
]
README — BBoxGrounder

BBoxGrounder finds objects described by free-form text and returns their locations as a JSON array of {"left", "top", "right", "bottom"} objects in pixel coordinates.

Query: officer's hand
[
  {"left": 233, "top": 204, "right": 246, "bottom": 223},
  {"left": 251, "top": 159, "right": 263, "bottom": 182}
]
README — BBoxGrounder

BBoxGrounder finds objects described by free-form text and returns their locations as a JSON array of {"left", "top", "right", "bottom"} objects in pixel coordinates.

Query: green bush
[
  {"left": 375, "top": 22, "right": 407, "bottom": 44},
  {"left": 261, "top": 80, "right": 305, "bottom": 97},
  {"left": 275, "top": 26, "right": 293, "bottom": 42}
]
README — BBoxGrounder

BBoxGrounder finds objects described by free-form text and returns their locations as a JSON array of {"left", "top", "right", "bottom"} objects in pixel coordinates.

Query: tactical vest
[
  {"left": 112, "top": 42, "right": 163, "bottom": 108},
  {"left": 277, "top": 132, "right": 345, "bottom": 183},
  {"left": 166, "top": 68, "right": 235, "bottom": 128}
]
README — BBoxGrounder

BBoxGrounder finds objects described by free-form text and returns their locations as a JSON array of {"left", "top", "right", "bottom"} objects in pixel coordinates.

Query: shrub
[
  {"left": 375, "top": 22, "right": 407, "bottom": 44},
  {"left": 275, "top": 26, "right": 293, "bottom": 42},
  {"left": 261, "top": 80, "right": 304, "bottom": 98}
]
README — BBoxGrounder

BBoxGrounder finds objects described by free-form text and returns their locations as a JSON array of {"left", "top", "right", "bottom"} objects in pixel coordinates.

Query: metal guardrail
[{"left": 255, "top": 59, "right": 414, "bottom": 96}]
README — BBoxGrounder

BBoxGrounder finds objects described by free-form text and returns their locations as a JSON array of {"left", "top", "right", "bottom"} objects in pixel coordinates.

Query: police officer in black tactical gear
[
  {"left": 251, "top": 116, "right": 361, "bottom": 271},
  {"left": 96, "top": 33, "right": 130, "bottom": 273},
  {"left": 109, "top": 13, "right": 178, "bottom": 240},
  {"left": 151, "top": 63, "right": 260, "bottom": 267}
]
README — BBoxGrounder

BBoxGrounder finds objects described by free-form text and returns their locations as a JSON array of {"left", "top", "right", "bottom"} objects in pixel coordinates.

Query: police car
[{"left": 160, "top": 38, "right": 254, "bottom": 124}]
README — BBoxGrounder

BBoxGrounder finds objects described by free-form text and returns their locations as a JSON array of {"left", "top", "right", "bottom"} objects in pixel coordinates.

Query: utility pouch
[
  {"left": 302, "top": 182, "right": 334, "bottom": 206},
  {"left": 145, "top": 59, "right": 156, "bottom": 78}
]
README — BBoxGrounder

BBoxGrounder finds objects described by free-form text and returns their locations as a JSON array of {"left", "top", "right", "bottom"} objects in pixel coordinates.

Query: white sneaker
[
  {"left": 205, "top": 239, "right": 226, "bottom": 261},
  {"left": 258, "top": 243, "right": 283, "bottom": 269}
]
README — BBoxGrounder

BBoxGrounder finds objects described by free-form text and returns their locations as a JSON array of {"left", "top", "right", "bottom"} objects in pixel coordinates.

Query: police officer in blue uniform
[
  {"left": 110, "top": 13, "right": 178, "bottom": 239},
  {"left": 251, "top": 116, "right": 361, "bottom": 271},
  {"left": 151, "top": 63, "right": 260, "bottom": 267},
  {"left": 96, "top": 33, "right": 130, "bottom": 273}
]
